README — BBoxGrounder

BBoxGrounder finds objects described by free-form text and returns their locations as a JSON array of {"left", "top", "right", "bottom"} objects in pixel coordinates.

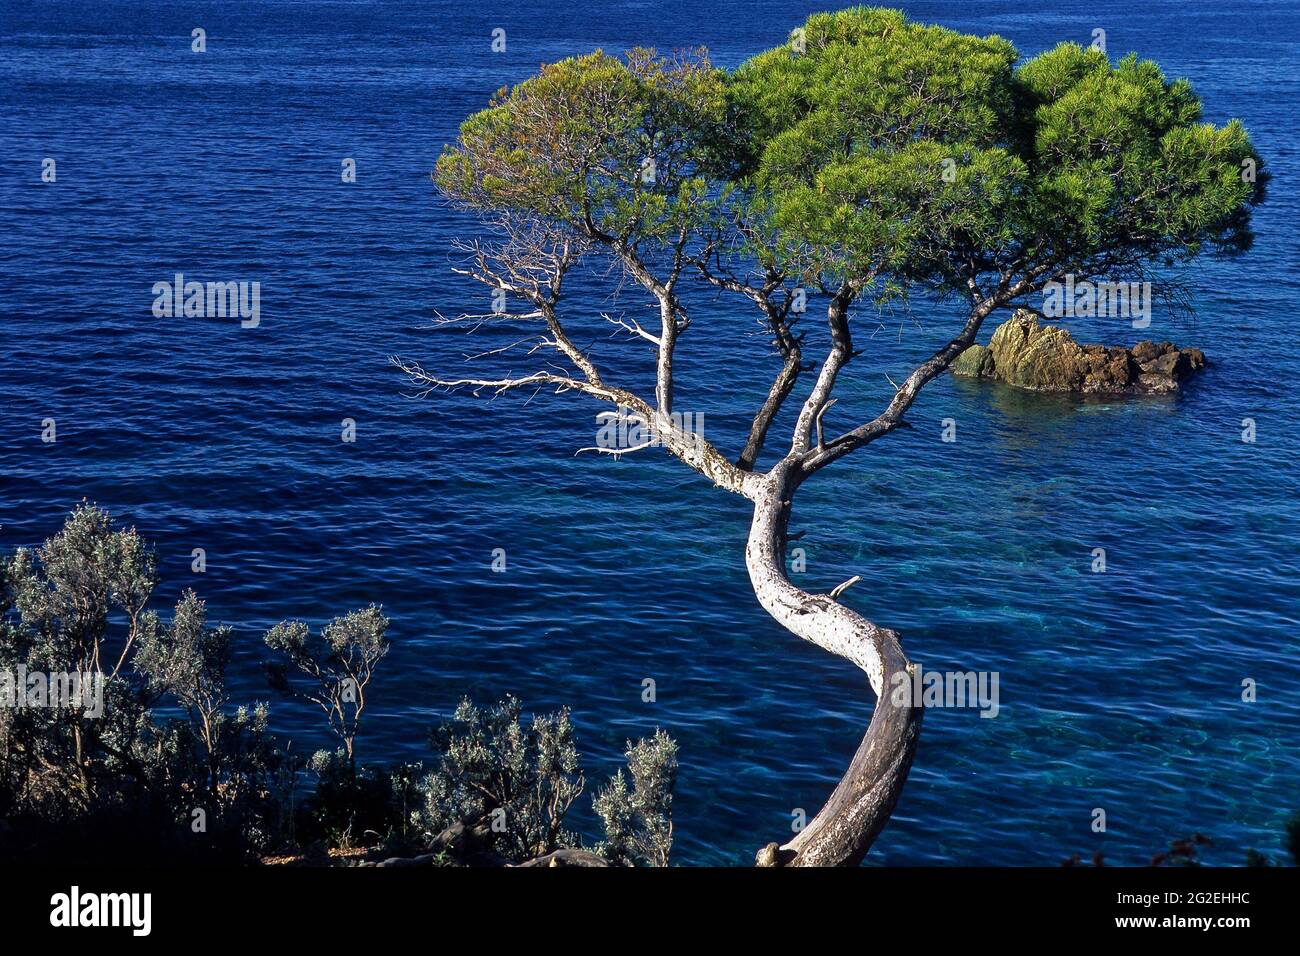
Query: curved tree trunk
[{"left": 746, "top": 461, "right": 922, "bottom": 867}]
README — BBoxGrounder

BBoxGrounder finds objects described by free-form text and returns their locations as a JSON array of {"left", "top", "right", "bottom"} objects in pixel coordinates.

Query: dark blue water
[{"left": 2, "top": 0, "right": 1298, "bottom": 865}]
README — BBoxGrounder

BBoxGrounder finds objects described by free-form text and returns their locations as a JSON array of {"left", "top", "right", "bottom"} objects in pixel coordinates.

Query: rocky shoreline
[{"left": 952, "top": 311, "right": 1206, "bottom": 394}]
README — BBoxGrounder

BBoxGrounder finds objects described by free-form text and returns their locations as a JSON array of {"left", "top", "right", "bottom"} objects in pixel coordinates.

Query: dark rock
[
  {"left": 1130, "top": 340, "right": 1162, "bottom": 363},
  {"left": 951, "top": 311, "right": 1207, "bottom": 395},
  {"left": 1139, "top": 350, "right": 1181, "bottom": 377},
  {"left": 1137, "top": 373, "right": 1181, "bottom": 394}
]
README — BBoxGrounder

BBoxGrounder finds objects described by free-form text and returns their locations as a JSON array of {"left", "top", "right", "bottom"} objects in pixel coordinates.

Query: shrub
[
  {"left": 0, "top": 504, "right": 278, "bottom": 861},
  {"left": 593, "top": 729, "right": 678, "bottom": 867},
  {"left": 264, "top": 605, "right": 390, "bottom": 774},
  {"left": 415, "top": 696, "right": 584, "bottom": 862},
  {"left": 2, "top": 505, "right": 678, "bottom": 866}
]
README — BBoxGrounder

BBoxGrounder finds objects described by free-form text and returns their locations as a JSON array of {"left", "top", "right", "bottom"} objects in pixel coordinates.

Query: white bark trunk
[{"left": 745, "top": 461, "right": 922, "bottom": 867}]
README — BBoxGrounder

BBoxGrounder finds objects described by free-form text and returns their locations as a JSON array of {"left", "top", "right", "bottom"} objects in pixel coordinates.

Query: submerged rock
[{"left": 953, "top": 310, "right": 1206, "bottom": 394}]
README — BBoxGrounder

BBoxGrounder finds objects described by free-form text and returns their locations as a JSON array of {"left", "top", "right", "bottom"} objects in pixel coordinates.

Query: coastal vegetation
[{"left": 0, "top": 504, "right": 677, "bottom": 866}]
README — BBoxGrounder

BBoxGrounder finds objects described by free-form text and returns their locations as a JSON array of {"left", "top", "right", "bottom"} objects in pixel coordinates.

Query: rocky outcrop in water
[{"left": 952, "top": 311, "right": 1206, "bottom": 394}]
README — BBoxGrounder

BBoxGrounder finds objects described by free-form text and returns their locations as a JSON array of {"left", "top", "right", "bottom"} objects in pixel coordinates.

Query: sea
[{"left": 2, "top": 0, "right": 1297, "bottom": 864}]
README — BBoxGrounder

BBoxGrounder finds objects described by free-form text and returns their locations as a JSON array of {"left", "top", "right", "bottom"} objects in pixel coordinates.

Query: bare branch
[
  {"left": 601, "top": 311, "right": 662, "bottom": 345},
  {"left": 813, "top": 397, "right": 837, "bottom": 452},
  {"left": 828, "top": 575, "right": 861, "bottom": 600},
  {"left": 789, "top": 280, "right": 862, "bottom": 456},
  {"left": 574, "top": 442, "right": 654, "bottom": 458},
  {"left": 693, "top": 251, "right": 808, "bottom": 471},
  {"left": 800, "top": 269, "right": 1049, "bottom": 474},
  {"left": 390, "top": 359, "right": 615, "bottom": 403}
]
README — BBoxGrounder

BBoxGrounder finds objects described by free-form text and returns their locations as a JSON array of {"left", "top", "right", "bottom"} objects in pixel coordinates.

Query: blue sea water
[{"left": 1, "top": 0, "right": 1297, "bottom": 866}]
